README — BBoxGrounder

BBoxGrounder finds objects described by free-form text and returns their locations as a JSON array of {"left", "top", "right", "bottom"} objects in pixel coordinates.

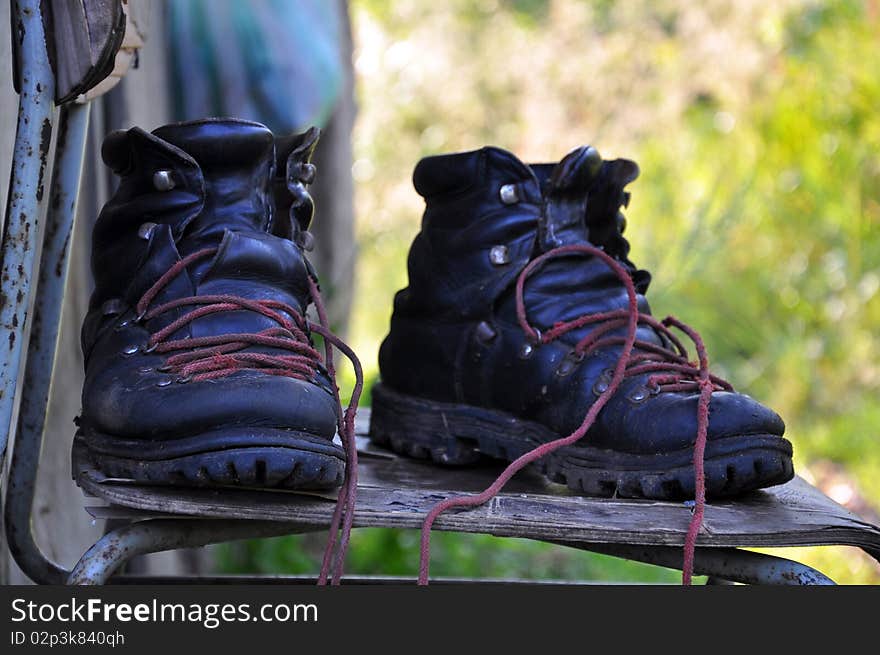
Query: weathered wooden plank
[{"left": 72, "top": 410, "right": 880, "bottom": 556}]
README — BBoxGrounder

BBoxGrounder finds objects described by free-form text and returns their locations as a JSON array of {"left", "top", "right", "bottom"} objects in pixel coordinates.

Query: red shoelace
[
  {"left": 136, "top": 247, "right": 362, "bottom": 585},
  {"left": 419, "top": 243, "right": 729, "bottom": 585}
]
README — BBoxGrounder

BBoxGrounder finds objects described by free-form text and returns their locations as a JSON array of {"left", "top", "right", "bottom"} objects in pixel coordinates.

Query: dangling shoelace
[
  {"left": 419, "top": 243, "right": 729, "bottom": 586},
  {"left": 136, "top": 247, "right": 362, "bottom": 585}
]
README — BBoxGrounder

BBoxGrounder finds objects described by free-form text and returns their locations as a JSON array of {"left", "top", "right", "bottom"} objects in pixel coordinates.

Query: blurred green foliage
[
  {"left": 219, "top": 0, "right": 880, "bottom": 584},
  {"left": 219, "top": 530, "right": 692, "bottom": 583}
]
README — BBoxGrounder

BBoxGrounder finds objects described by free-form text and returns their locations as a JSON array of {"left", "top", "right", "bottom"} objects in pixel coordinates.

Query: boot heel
[{"left": 369, "top": 383, "right": 482, "bottom": 465}]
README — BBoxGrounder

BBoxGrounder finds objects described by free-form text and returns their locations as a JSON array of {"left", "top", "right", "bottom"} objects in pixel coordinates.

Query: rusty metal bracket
[
  {"left": 4, "top": 102, "right": 91, "bottom": 584},
  {"left": 1, "top": 0, "right": 57, "bottom": 467},
  {"left": 64, "top": 518, "right": 838, "bottom": 585},
  {"left": 67, "top": 519, "right": 315, "bottom": 585},
  {"left": 561, "top": 542, "right": 835, "bottom": 585}
]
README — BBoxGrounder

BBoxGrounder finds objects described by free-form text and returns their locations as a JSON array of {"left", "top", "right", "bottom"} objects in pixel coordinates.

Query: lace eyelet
[
  {"left": 628, "top": 386, "right": 649, "bottom": 403},
  {"left": 152, "top": 171, "right": 175, "bottom": 191},
  {"left": 297, "top": 163, "right": 317, "bottom": 185},
  {"left": 556, "top": 351, "right": 584, "bottom": 377},
  {"left": 298, "top": 230, "right": 316, "bottom": 252},
  {"left": 499, "top": 183, "right": 519, "bottom": 205},
  {"left": 489, "top": 245, "right": 510, "bottom": 266},
  {"left": 101, "top": 298, "right": 124, "bottom": 316},
  {"left": 137, "top": 222, "right": 158, "bottom": 240},
  {"left": 592, "top": 369, "right": 614, "bottom": 396},
  {"left": 519, "top": 327, "right": 542, "bottom": 358},
  {"left": 475, "top": 320, "right": 497, "bottom": 344}
]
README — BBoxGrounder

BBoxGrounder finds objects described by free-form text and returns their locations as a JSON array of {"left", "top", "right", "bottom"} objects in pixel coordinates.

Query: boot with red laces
[
  {"left": 370, "top": 144, "right": 794, "bottom": 500},
  {"left": 75, "top": 119, "right": 360, "bottom": 493}
]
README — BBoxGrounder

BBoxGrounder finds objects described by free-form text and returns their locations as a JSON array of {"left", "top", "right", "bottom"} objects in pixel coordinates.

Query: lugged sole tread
[
  {"left": 369, "top": 383, "right": 794, "bottom": 500},
  {"left": 81, "top": 443, "right": 345, "bottom": 491}
]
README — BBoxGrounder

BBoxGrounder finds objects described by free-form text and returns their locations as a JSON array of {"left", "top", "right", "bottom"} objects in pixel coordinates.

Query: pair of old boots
[{"left": 75, "top": 119, "right": 793, "bottom": 503}]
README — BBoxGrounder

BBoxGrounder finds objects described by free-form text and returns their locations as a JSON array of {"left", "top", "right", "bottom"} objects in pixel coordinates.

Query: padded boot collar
[
  {"left": 91, "top": 119, "right": 321, "bottom": 309},
  {"left": 100, "top": 122, "right": 206, "bottom": 242},
  {"left": 92, "top": 126, "right": 205, "bottom": 308},
  {"left": 412, "top": 143, "right": 639, "bottom": 255},
  {"left": 152, "top": 119, "right": 275, "bottom": 247},
  {"left": 99, "top": 118, "right": 286, "bottom": 248},
  {"left": 406, "top": 144, "right": 645, "bottom": 319},
  {"left": 413, "top": 146, "right": 537, "bottom": 204},
  {"left": 407, "top": 147, "right": 543, "bottom": 318}
]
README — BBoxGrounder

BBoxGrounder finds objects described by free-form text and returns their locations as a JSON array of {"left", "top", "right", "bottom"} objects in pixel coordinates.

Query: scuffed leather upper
[
  {"left": 81, "top": 119, "right": 337, "bottom": 441},
  {"left": 379, "top": 145, "right": 785, "bottom": 454}
]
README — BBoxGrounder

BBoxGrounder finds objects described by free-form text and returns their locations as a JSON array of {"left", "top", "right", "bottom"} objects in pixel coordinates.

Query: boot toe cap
[
  {"left": 82, "top": 366, "right": 339, "bottom": 441},
  {"left": 596, "top": 387, "right": 786, "bottom": 455}
]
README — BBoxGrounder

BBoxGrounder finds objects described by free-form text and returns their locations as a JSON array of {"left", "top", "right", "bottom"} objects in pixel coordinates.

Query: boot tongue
[
  {"left": 152, "top": 120, "right": 275, "bottom": 247},
  {"left": 271, "top": 127, "right": 320, "bottom": 240},
  {"left": 524, "top": 147, "right": 659, "bottom": 347},
  {"left": 537, "top": 146, "right": 603, "bottom": 251},
  {"left": 584, "top": 158, "right": 640, "bottom": 260},
  {"left": 537, "top": 146, "right": 641, "bottom": 259}
]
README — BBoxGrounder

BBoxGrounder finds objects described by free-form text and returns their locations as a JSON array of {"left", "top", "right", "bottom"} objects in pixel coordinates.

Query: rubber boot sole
[
  {"left": 369, "top": 382, "right": 794, "bottom": 500},
  {"left": 77, "top": 425, "right": 345, "bottom": 491}
]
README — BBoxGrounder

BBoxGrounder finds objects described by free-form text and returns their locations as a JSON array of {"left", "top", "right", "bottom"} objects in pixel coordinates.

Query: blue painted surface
[
  {"left": 0, "top": 0, "right": 56, "bottom": 463},
  {"left": 5, "top": 104, "right": 90, "bottom": 584}
]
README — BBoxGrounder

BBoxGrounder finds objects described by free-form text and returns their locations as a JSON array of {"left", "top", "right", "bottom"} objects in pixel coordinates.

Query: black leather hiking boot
[
  {"left": 369, "top": 145, "right": 794, "bottom": 499},
  {"left": 75, "top": 118, "right": 347, "bottom": 490}
]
